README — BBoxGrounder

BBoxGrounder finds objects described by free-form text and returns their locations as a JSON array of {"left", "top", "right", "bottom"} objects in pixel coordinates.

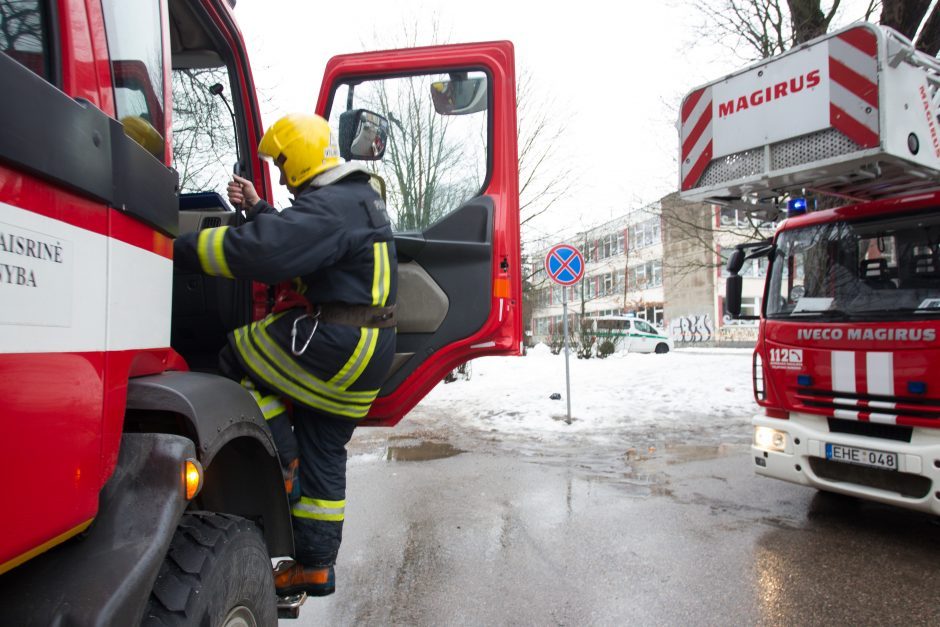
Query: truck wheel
[
  {"left": 654, "top": 343, "right": 670, "bottom": 354},
  {"left": 144, "top": 512, "right": 276, "bottom": 627}
]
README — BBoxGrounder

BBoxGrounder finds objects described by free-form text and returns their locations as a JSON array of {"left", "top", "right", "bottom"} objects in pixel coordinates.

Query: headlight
[{"left": 754, "top": 426, "right": 787, "bottom": 452}]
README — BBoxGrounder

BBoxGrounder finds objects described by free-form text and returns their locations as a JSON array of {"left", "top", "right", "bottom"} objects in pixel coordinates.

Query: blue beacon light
[{"left": 787, "top": 197, "right": 808, "bottom": 216}]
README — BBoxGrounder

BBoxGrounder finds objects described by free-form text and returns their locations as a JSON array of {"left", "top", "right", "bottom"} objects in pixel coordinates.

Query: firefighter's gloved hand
[{"left": 228, "top": 174, "right": 260, "bottom": 211}]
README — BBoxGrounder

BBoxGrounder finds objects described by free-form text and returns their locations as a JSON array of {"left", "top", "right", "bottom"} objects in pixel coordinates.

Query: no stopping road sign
[{"left": 545, "top": 244, "right": 584, "bottom": 286}]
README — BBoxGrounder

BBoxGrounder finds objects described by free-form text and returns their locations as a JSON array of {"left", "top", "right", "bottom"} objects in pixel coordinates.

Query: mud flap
[{"left": 0, "top": 434, "right": 194, "bottom": 626}]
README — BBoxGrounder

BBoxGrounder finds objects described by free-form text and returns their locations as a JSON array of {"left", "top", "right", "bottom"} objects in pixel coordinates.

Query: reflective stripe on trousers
[{"left": 292, "top": 496, "right": 346, "bottom": 522}]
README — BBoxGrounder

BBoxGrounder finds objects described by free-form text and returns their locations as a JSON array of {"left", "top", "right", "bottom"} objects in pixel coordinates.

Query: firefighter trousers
[{"left": 219, "top": 344, "right": 356, "bottom": 567}]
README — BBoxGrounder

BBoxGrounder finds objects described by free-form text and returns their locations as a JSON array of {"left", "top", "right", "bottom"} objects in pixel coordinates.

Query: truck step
[{"left": 277, "top": 592, "right": 307, "bottom": 619}]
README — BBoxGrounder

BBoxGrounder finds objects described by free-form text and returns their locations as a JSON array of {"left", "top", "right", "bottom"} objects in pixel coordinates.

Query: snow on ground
[{"left": 354, "top": 345, "right": 760, "bottom": 458}]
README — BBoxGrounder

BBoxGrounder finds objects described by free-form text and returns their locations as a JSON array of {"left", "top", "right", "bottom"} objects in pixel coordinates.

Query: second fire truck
[{"left": 680, "top": 22, "right": 940, "bottom": 514}]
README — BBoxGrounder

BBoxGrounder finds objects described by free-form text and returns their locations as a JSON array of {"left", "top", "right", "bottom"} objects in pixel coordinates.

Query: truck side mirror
[
  {"left": 726, "top": 248, "right": 745, "bottom": 275},
  {"left": 725, "top": 275, "right": 743, "bottom": 318},
  {"left": 430, "top": 76, "right": 487, "bottom": 115},
  {"left": 338, "top": 109, "right": 389, "bottom": 161}
]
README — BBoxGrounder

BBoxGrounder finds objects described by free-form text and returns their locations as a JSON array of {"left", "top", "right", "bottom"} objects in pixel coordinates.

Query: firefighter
[{"left": 174, "top": 113, "right": 397, "bottom": 597}]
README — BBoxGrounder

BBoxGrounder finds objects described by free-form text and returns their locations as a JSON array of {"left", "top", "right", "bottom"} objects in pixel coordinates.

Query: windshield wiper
[
  {"left": 884, "top": 307, "right": 940, "bottom": 317},
  {"left": 787, "top": 309, "right": 850, "bottom": 320},
  {"left": 777, "top": 308, "right": 940, "bottom": 321}
]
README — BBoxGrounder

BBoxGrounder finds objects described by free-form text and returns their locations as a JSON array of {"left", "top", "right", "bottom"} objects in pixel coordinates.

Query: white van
[{"left": 587, "top": 316, "right": 674, "bottom": 354}]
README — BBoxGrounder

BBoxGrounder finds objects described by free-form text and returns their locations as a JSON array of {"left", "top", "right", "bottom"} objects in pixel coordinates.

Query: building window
[
  {"left": 720, "top": 207, "right": 775, "bottom": 230},
  {"left": 626, "top": 304, "right": 664, "bottom": 326},
  {"left": 720, "top": 207, "right": 750, "bottom": 228},
  {"left": 740, "top": 297, "right": 761, "bottom": 317},
  {"left": 724, "top": 297, "right": 761, "bottom": 325},
  {"left": 628, "top": 259, "right": 662, "bottom": 289},
  {"left": 630, "top": 218, "right": 661, "bottom": 250}
]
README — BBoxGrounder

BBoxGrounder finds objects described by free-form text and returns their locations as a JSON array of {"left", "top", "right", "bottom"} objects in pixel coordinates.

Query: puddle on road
[
  {"left": 661, "top": 442, "right": 739, "bottom": 464},
  {"left": 607, "top": 442, "right": 743, "bottom": 497},
  {"left": 623, "top": 442, "right": 741, "bottom": 464},
  {"left": 385, "top": 438, "right": 464, "bottom": 462}
]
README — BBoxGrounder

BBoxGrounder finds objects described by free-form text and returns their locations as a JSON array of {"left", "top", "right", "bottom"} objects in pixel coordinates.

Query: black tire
[
  {"left": 654, "top": 343, "right": 670, "bottom": 354},
  {"left": 144, "top": 512, "right": 276, "bottom": 627}
]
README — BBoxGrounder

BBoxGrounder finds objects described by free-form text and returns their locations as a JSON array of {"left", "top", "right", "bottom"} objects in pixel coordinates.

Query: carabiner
[{"left": 291, "top": 312, "right": 319, "bottom": 356}]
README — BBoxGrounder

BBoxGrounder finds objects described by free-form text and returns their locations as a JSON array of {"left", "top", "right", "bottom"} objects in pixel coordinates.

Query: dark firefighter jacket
[{"left": 174, "top": 170, "right": 398, "bottom": 419}]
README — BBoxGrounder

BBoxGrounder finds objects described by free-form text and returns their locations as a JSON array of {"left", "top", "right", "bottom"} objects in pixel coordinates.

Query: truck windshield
[{"left": 766, "top": 209, "right": 940, "bottom": 320}]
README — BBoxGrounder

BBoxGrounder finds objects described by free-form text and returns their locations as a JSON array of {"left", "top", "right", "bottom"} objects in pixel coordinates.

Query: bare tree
[
  {"left": 0, "top": 1, "right": 47, "bottom": 76},
  {"left": 172, "top": 67, "right": 238, "bottom": 194},
  {"left": 362, "top": 17, "right": 573, "bottom": 230},
  {"left": 654, "top": 198, "right": 774, "bottom": 280},
  {"left": 697, "top": 0, "right": 791, "bottom": 59},
  {"left": 358, "top": 75, "right": 481, "bottom": 231},
  {"left": 789, "top": 0, "right": 842, "bottom": 44},
  {"left": 697, "top": 0, "right": 937, "bottom": 61},
  {"left": 880, "top": 0, "right": 940, "bottom": 55},
  {"left": 517, "top": 70, "right": 576, "bottom": 228}
]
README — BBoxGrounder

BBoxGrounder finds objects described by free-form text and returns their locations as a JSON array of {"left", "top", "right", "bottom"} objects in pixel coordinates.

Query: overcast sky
[{"left": 232, "top": 0, "right": 881, "bottom": 244}]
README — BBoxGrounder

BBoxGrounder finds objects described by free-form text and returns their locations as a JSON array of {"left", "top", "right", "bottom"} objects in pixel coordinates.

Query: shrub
[
  {"left": 576, "top": 332, "right": 594, "bottom": 359},
  {"left": 597, "top": 339, "right": 615, "bottom": 359}
]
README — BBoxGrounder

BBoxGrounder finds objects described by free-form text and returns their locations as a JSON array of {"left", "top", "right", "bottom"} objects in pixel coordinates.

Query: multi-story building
[
  {"left": 529, "top": 202, "right": 666, "bottom": 343},
  {"left": 660, "top": 193, "right": 769, "bottom": 347},
  {"left": 528, "top": 193, "right": 772, "bottom": 347}
]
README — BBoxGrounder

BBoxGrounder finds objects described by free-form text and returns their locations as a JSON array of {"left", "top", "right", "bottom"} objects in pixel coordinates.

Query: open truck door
[{"left": 314, "top": 42, "right": 522, "bottom": 426}]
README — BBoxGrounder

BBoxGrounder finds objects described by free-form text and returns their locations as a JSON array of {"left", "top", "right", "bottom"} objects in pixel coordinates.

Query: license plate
[{"left": 825, "top": 443, "right": 898, "bottom": 471}]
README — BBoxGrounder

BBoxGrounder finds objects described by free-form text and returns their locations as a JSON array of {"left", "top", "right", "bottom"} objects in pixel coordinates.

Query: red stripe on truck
[
  {"left": 837, "top": 27, "right": 878, "bottom": 58},
  {"left": 681, "top": 88, "right": 705, "bottom": 124},
  {"left": 681, "top": 103, "right": 712, "bottom": 161},
  {"left": 830, "top": 103, "right": 879, "bottom": 148},
  {"left": 829, "top": 57, "right": 878, "bottom": 108},
  {"left": 681, "top": 140, "right": 712, "bottom": 190}
]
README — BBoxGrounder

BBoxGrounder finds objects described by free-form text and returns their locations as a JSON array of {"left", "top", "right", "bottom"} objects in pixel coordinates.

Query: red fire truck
[
  {"left": 680, "top": 23, "right": 940, "bottom": 514},
  {"left": 0, "top": 0, "right": 520, "bottom": 623}
]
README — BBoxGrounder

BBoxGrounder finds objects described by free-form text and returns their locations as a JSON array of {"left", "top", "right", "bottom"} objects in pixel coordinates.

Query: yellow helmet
[
  {"left": 258, "top": 113, "right": 341, "bottom": 187},
  {"left": 121, "top": 115, "right": 163, "bottom": 159}
]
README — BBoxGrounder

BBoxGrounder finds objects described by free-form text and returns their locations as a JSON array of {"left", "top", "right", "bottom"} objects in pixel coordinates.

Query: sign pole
[
  {"left": 544, "top": 243, "right": 584, "bottom": 425},
  {"left": 562, "top": 288, "right": 572, "bottom": 422}
]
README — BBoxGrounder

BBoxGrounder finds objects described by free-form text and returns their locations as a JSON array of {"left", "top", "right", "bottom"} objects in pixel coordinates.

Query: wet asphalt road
[{"left": 289, "top": 424, "right": 940, "bottom": 626}]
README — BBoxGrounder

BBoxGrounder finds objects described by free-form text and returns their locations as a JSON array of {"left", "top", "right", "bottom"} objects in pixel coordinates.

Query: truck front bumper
[{"left": 752, "top": 412, "right": 940, "bottom": 515}]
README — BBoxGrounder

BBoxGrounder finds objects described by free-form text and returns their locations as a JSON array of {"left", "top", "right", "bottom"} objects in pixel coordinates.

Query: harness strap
[
  {"left": 272, "top": 286, "right": 396, "bottom": 328},
  {"left": 317, "top": 302, "right": 397, "bottom": 328}
]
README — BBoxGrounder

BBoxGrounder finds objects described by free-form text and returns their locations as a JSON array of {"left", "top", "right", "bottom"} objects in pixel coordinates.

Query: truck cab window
[
  {"left": 328, "top": 70, "right": 489, "bottom": 232},
  {"left": 0, "top": 0, "right": 51, "bottom": 81},
  {"left": 100, "top": 0, "right": 165, "bottom": 158}
]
